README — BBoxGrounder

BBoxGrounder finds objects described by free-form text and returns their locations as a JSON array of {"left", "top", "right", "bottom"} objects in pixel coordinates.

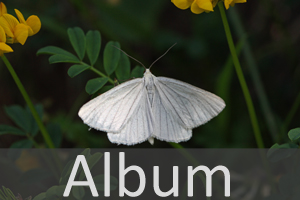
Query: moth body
[{"left": 78, "top": 68, "right": 225, "bottom": 145}]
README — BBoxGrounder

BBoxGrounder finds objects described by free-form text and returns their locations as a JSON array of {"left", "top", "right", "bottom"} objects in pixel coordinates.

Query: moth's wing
[
  {"left": 78, "top": 78, "right": 145, "bottom": 133},
  {"left": 152, "top": 84, "right": 192, "bottom": 142},
  {"left": 107, "top": 88, "right": 154, "bottom": 145},
  {"left": 154, "top": 77, "right": 225, "bottom": 129}
]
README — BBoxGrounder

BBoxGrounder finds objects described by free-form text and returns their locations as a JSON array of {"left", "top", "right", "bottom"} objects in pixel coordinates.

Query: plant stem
[
  {"left": 1, "top": 55, "right": 55, "bottom": 148},
  {"left": 90, "top": 66, "right": 114, "bottom": 84},
  {"left": 218, "top": 3, "right": 264, "bottom": 148},
  {"left": 80, "top": 61, "right": 114, "bottom": 84},
  {"left": 228, "top": 8, "right": 279, "bottom": 143}
]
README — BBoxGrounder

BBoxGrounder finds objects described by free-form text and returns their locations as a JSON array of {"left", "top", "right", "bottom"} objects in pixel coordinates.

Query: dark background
[{"left": 0, "top": 0, "right": 300, "bottom": 148}]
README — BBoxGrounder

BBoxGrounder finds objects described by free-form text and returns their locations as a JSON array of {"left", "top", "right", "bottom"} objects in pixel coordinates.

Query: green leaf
[
  {"left": 26, "top": 104, "right": 43, "bottom": 137},
  {"left": 103, "top": 41, "right": 121, "bottom": 75},
  {"left": 49, "top": 54, "right": 80, "bottom": 64},
  {"left": 46, "top": 188, "right": 59, "bottom": 199},
  {"left": 288, "top": 128, "right": 300, "bottom": 142},
  {"left": 72, "top": 187, "right": 85, "bottom": 200},
  {"left": 276, "top": 143, "right": 298, "bottom": 148},
  {"left": 1, "top": 187, "right": 10, "bottom": 199},
  {"left": 131, "top": 65, "right": 145, "bottom": 78},
  {"left": 71, "top": 149, "right": 93, "bottom": 178},
  {"left": 270, "top": 143, "right": 280, "bottom": 149},
  {"left": 115, "top": 51, "right": 130, "bottom": 81},
  {"left": 0, "top": 190, "right": 5, "bottom": 199},
  {"left": 0, "top": 186, "right": 16, "bottom": 200},
  {"left": 37, "top": 46, "right": 76, "bottom": 58},
  {"left": 59, "top": 160, "right": 76, "bottom": 185},
  {"left": 47, "top": 123, "right": 62, "bottom": 148},
  {"left": 0, "top": 124, "right": 26, "bottom": 136},
  {"left": 4, "top": 104, "right": 43, "bottom": 137},
  {"left": 54, "top": 185, "right": 66, "bottom": 196},
  {"left": 45, "top": 186, "right": 58, "bottom": 199},
  {"left": 60, "top": 160, "right": 75, "bottom": 184},
  {"left": 4, "top": 105, "right": 30, "bottom": 133},
  {"left": 68, "top": 64, "right": 90, "bottom": 78},
  {"left": 79, "top": 152, "right": 103, "bottom": 180},
  {"left": 85, "top": 77, "right": 109, "bottom": 95},
  {"left": 80, "top": 148, "right": 91, "bottom": 159},
  {"left": 10, "top": 139, "right": 33, "bottom": 148},
  {"left": 267, "top": 143, "right": 298, "bottom": 162},
  {"left": 94, "top": 175, "right": 118, "bottom": 191},
  {"left": 60, "top": 149, "right": 93, "bottom": 185},
  {"left": 32, "top": 193, "right": 46, "bottom": 200},
  {"left": 45, "top": 185, "right": 65, "bottom": 199},
  {"left": 86, "top": 30, "right": 101, "bottom": 66},
  {"left": 68, "top": 27, "right": 86, "bottom": 60}
]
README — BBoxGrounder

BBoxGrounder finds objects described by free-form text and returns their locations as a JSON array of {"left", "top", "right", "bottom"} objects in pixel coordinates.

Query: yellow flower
[
  {"left": 224, "top": 0, "right": 246, "bottom": 9},
  {"left": 172, "top": 0, "right": 247, "bottom": 14},
  {"left": 172, "top": 0, "right": 214, "bottom": 14},
  {"left": 0, "top": 6, "right": 41, "bottom": 45},
  {"left": 0, "top": 25, "right": 13, "bottom": 55},
  {"left": 14, "top": 9, "right": 41, "bottom": 36},
  {"left": 0, "top": 2, "right": 7, "bottom": 16},
  {"left": 0, "top": 13, "right": 28, "bottom": 45}
]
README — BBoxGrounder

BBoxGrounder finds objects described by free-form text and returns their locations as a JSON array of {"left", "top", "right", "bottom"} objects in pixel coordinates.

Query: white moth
[{"left": 78, "top": 46, "right": 225, "bottom": 145}]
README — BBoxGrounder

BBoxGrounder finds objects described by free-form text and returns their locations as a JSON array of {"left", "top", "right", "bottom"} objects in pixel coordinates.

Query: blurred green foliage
[
  {"left": 0, "top": 149, "right": 117, "bottom": 200},
  {"left": 1, "top": 0, "right": 300, "bottom": 148},
  {"left": 31, "top": 149, "right": 117, "bottom": 200}
]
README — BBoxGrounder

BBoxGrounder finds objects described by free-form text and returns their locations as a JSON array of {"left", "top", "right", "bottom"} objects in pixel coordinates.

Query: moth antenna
[
  {"left": 111, "top": 45, "right": 146, "bottom": 70},
  {"left": 149, "top": 43, "right": 177, "bottom": 70}
]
